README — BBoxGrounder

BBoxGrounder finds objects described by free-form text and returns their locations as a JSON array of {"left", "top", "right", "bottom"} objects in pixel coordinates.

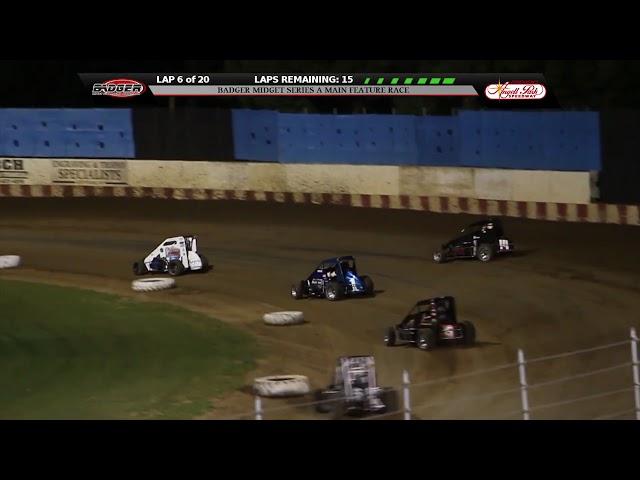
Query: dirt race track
[{"left": 1, "top": 198, "right": 640, "bottom": 420}]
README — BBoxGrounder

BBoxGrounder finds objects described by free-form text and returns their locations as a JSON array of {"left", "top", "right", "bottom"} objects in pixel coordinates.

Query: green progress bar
[
  {"left": 443, "top": 77, "right": 456, "bottom": 84},
  {"left": 430, "top": 78, "right": 441, "bottom": 85},
  {"left": 364, "top": 77, "right": 370, "bottom": 84},
  {"left": 391, "top": 77, "right": 399, "bottom": 85},
  {"left": 417, "top": 77, "right": 428, "bottom": 85},
  {"left": 404, "top": 78, "right": 414, "bottom": 84},
  {"left": 377, "top": 77, "right": 384, "bottom": 85}
]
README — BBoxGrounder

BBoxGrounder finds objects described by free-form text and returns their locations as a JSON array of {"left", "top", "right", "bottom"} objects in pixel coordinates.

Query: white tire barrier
[
  {"left": 131, "top": 277, "right": 176, "bottom": 292},
  {"left": 0, "top": 255, "right": 21, "bottom": 269},
  {"left": 262, "top": 311, "right": 305, "bottom": 326},
  {"left": 253, "top": 375, "right": 310, "bottom": 397}
]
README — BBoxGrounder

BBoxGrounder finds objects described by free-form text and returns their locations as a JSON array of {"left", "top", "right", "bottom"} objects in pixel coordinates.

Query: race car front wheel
[
  {"left": 291, "top": 281, "right": 306, "bottom": 299},
  {"left": 132, "top": 261, "right": 147, "bottom": 276},
  {"left": 417, "top": 329, "right": 436, "bottom": 351},
  {"left": 384, "top": 327, "right": 396, "bottom": 346},
  {"left": 461, "top": 321, "right": 476, "bottom": 346},
  {"left": 361, "top": 275, "right": 374, "bottom": 295},
  {"left": 433, "top": 250, "right": 447, "bottom": 263},
  {"left": 198, "top": 254, "right": 210, "bottom": 271},
  {"left": 325, "top": 281, "right": 343, "bottom": 301},
  {"left": 477, "top": 244, "right": 494, "bottom": 262},
  {"left": 167, "top": 260, "right": 185, "bottom": 276}
]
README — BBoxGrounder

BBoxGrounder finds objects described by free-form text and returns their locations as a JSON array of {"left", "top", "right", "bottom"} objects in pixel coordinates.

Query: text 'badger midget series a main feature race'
[
  {"left": 290, "top": 256, "right": 374, "bottom": 301},
  {"left": 433, "top": 217, "right": 514, "bottom": 263},
  {"left": 384, "top": 296, "right": 476, "bottom": 351},
  {"left": 132, "top": 235, "right": 210, "bottom": 276}
]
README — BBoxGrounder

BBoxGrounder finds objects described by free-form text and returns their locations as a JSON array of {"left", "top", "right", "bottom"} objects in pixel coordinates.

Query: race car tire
[
  {"left": 433, "top": 250, "right": 447, "bottom": 264},
  {"left": 381, "top": 387, "right": 400, "bottom": 415},
  {"left": 253, "top": 375, "right": 310, "bottom": 398},
  {"left": 198, "top": 254, "right": 210, "bottom": 271},
  {"left": 167, "top": 260, "right": 185, "bottom": 276},
  {"left": 263, "top": 311, "right": 305, "bottom": 326},
  {"left": 384, "top": 327, "right": 397, "bottom": 346},
  {"left": 325, "top": 281, "right": 344, "bottom": 301},
  {"left": 361, "top": 275, "right": 375, "bottom": 295},
  {"left": 462, "top": 320, "right": 476, "bottom": 346},
  {"left": 132, "top": 260, "right": 147, "bottom": 276},
  {"left": 131, "top": 277, "right": 176, "bottom": 292},
  {"left": 314, "top": 389, "right": 341, "bottom": 414},
  {"left": 477, "top": 244, "right": 494, "bottom": 262},
  {"left": 417, "top": 328, "right": 437, "bottom": 351},
  {"left": 291, "top": 281, "right": 306, "bottom": 300},
  {"left": 0, "top": 255, "right": 21, "bottom": 269}
]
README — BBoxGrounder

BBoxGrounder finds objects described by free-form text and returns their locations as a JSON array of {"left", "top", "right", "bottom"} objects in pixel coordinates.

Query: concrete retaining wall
[{"left": 1, "top": 157, "right": 594, "bottom": 205}]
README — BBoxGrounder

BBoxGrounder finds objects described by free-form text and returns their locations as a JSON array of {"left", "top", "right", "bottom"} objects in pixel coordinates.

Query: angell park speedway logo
[
  {"left": 92, "top": 78, "right": 146, "bottom": 98},
  {"left": 485, "top": 81, "right": 546, "bottom": 100}
]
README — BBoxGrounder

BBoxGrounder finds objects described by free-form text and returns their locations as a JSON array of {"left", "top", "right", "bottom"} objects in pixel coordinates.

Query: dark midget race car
[
  {"left": 314, "top": 356, "right": 398, "bottom": 418},
  {"left": 291, "top": 256, "right": 374, "bottom": 301},
  {"left": 384, "top": 296, "right": 475, "bottom": 351},
  {"left": 432, "top": 217, "right": 514, "bottom": 263}
]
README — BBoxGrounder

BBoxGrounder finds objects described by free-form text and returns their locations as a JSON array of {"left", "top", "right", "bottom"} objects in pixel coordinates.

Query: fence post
[
  {"left": 630, "top": 328, "right": 640, "bottom": 420},
  {"left": 403, "top": 370, "right": 411, "bottom": 420},
  {"left": 255, "top": 395, "right": 263, "bottom": 420},
  {"left": 517, "top": 349, "right": 531, "bottom": 420}
]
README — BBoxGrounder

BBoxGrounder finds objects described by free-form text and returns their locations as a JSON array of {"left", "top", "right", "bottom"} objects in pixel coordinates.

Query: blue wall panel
[
  {"left": 0, "top": 109, "right": 134, "bottom": 158},
  {"left": 231, "top": 109, "right": 278, "bottom": 162},
  {"left": 231, "top": 109, "right": 603, "bottom": 171},
  {"left": 277, "top": 113, "right": 418, "bottom": 165},
  {"left": 415, "top": 116, "right": 460, "bottom": 166},
  {"left": 458, "top": 110, "right": 600, "bottom": 170}
]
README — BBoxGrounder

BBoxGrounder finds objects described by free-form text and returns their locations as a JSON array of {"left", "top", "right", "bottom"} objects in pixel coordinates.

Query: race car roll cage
[
  {"left": 333, "top": 355, "right": 380, "bottom": 400},
  {"left": 310, "top": 256, "right": 358, "bottom": 284},
  {"left": 398, "top": 297, "right": 457, "bottom": 329}
]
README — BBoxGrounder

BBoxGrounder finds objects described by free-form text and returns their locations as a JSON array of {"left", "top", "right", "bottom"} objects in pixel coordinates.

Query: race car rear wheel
[
  {"left": 315, "top": 389, "right": 342, "bottom": 414},
  {"left": 325, "top": 281, "right": 343, "bottom": 301},
  {"left": 381, "top": 387, "right": 400, "bottom": 416},
  {"left": 462, "top": 321, "right": 476, "bottom": 346},
  {"left": 384, "top": 327, "right": 396, "bottom": 346},
  {"left": 417, "top": 328, "right": 437, "bottom": 351},
  {"left": 198, "top": 254, "right": 210, "bottom": 271},
  {"left": 477, "top": 244, "right": 494, "bottom": 262},
  {"left": 132, "top": 261, "right": 147, "bottom": 276},
  {"left": 291, "top": 281, "right": 306, "bottom": 299},
  {"left": 361, "top": 275, "right": 374, "bottom": 295},
  {"left": 167, "top": 260, "right": 185, "bottom": 276}
]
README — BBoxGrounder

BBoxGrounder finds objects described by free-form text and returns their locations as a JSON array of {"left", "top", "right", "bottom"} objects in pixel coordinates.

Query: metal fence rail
[{"left": 229, "top": 327, "right": 640, "bottom": 420}]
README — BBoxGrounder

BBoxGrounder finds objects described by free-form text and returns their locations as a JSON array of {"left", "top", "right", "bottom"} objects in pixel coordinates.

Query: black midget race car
[
  {"left": 291, "top": 256, "right": 374, "bottom": 301},
  {"left": 432, "top": 217, "right": 514, "bottom": 263},
  {"left": 314, "top": 356, "right": 398, "bottom": 418},
  {"left": 384, "top": 296, "right": 475, "bottom": 351}
]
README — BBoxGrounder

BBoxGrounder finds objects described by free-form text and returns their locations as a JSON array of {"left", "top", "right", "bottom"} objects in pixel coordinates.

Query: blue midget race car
[{"left": 291, "top": 256, "right": 375, "bottom": 301}]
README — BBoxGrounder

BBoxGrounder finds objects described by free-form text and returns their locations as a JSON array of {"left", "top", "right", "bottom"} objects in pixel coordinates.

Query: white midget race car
[{"left": 132, "top": 235, "right": 209, "bottom": 276}]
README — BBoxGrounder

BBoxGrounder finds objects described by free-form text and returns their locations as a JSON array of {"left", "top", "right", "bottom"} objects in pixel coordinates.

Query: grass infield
[{"left": 0, "top": 278, "right": 258, "bottom": 419}]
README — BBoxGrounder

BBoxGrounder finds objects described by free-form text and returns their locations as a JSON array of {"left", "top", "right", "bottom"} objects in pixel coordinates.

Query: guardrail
[{"left": 233, "top": 327, "right": 640, "bottom": 420}]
